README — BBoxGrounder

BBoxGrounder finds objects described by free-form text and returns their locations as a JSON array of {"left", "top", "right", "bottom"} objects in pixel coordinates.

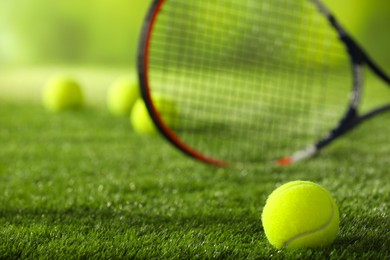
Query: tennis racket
[{"left": 138, "top": 0, "right": 390, "bottom": 167}]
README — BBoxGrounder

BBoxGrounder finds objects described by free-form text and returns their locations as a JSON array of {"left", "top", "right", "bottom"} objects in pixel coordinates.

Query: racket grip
[{"left": 277, "top": 145, "right": 317, "bottom": 166}]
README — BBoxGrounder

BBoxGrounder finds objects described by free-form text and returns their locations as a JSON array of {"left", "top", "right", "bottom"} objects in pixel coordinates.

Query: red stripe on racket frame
[{"left": 139, "top": 0, "right": 228, "bottom": 167}]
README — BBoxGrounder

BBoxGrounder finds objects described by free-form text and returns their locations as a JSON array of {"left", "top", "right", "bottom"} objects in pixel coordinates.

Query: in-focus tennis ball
[
  {"left": 107, "top": 77, "right": 139, "bottom": 116},
  {"left": 42, "top": 76, "right": 84, "bottom": 112},
  {"left": 261, "top": 181, "right": 339, "bottom": 249},
  {"left": 130, "top": 95, "right": 179, "bottom": 134}
]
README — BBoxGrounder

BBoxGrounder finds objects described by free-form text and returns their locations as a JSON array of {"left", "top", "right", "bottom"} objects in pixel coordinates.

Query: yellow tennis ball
[
  {"left": 261, "top": 181, "right": 340, "bottom": 249},
  {"left": 107, "top": 77, "right": 139, "bottom": 116},
  {"left": 42, "top": 76, "right": 84, "bottom": 112},
  {"left": 130, "top": 95, "right": 179, "bottom": 134}
]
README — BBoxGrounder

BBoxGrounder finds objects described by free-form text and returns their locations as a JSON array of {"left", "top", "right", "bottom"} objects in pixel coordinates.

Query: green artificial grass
[{"left": 0, "top": 67, "right": 389, "bottom": 259}]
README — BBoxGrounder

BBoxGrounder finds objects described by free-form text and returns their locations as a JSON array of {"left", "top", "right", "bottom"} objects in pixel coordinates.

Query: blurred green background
[
  {"left": 0, "top": 0, "right": 152, "bottom": 67},
  {"left": 0, "top": 0, "right": 389, "bottom": 104}
]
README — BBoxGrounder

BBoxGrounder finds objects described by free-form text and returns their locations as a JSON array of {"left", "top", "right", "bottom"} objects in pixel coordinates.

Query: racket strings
[
  {"left": 150, "top": 37, "right": 343, "bottom": 70},
  {"left": 156, "top": 4, "right": 342, "bottom": 68},
  {"left": 147, "top": 0, "right": 352, "bottom": 162}
]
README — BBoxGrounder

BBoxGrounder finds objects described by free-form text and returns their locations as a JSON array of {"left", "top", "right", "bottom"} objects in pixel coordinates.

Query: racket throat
[
  {"left": 277, "top": 145, "right": 317, "bottom": 166},
  {"left": 277, "top": 109, "right": 359, "bottom": 166},
  {"left": 317, "top": 109, "right": 358, "bottom": 149}
]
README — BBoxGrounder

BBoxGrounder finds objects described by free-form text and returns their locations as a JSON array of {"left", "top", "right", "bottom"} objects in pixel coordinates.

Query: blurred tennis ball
[
  {"left": 107, "top": 77, "right": 140, "bottom": 116},
  {"left": 262, "top": 181, "right": 340, "bottom": 249},
  {"left": 130, "top": 95, "right": 179, "bottom": 134},
  {"left": 42, "top": 76, "right": 84, "bottom": 112}
]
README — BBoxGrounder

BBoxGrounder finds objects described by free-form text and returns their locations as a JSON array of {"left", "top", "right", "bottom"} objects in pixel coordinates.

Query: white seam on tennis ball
[{"left": 282, "top": 195, "right": 335, "bottom": 248}]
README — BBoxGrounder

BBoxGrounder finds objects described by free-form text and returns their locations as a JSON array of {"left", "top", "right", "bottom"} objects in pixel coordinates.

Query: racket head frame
[{"left": 138, "top": 0, "right": 390, "bottom": 166}]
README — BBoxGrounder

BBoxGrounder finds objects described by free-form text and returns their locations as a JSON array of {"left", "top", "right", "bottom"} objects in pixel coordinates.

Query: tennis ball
[
  {"left": 261, "top": 181, "right": 339, "bottom": 249},
  {"left": 130, "top": 95, "right": 179, "bottom": 134},
  {"left": 107, "top": 77, "right": 139, "bottom": 116},
  {"left": 42, "top": 76, "right": 84, "bottom": 112}
]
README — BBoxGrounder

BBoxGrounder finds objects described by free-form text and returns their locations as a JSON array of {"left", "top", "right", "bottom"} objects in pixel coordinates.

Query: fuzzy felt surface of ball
[
  {"left": 130, "top": 95, "right": 179, "bottom": 134},
  {"left": 107, "top": 77, "right": 139, "bottom": 116},
  {"left": 43, "top": 76, "right": 84, "bottom": 112},
  {"left": 261, "top": 181, "right": 339, "bottom": 249}
]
